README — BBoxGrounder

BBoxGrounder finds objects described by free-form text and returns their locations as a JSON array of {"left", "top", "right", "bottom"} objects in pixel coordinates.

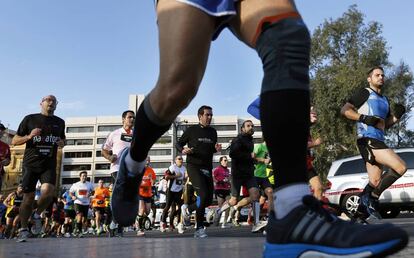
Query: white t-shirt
[
  {"left": 168, "top": 164, "right": 186, "bottom": 192},
  {"left": 102, "top": 127, "right": 133, "bottom": 173},
  {"left": 69, "top": 181, "right": 94, "bottom": 205},
  {"left": 157, "top": 179, "right": 168, "bottom": 204}
]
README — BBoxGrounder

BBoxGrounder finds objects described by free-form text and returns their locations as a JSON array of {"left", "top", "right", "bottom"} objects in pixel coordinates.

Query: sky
[{"left": 1, "top": 0, "right": 413, "bottom": 130}]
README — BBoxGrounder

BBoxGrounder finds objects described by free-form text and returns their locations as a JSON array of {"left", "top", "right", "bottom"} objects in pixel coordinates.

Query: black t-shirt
[
  {"left": 17, "top": 113, "right": 66, "bottom": 168},
  {"left": 229, "top": 133, "right": 255, "bottom": 177},
  {"left": 176, "top": 124, "right": 217, "bottom": 169}
]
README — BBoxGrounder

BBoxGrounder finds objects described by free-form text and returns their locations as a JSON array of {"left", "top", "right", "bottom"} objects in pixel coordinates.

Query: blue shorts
[
  {"left": 156, "top": 0, "right": 238, "bottom": 40},
  {"left": 177, "top": 0, "right": 237, "bottom": 16}
]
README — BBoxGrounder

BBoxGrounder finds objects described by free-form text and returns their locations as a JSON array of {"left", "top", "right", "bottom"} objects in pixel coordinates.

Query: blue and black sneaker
[
  {"left": 360, "top": 193, "right": 382, "bottom": 220},
  {"left": 111, "top": 148, "right": 143, "bottom": 227},
  {"left": 263, "top": 195, "right": 408, "bottom": 258}
]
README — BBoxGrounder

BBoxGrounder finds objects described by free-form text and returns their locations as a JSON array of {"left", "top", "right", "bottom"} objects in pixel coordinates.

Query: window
[
  {"left": 253, "top": 138, "right": 263, "bottom": 144},
  {"left": 65, "top": 139, "right": 93, "bottom": 146},
  {"left": 155, "top": 136, "right": 171, "bottom": 144},
  {"left": 63, "top": 164, "right": 92, "bottom": 171},
  {"left": 217, "top": 137, "right": 234, "bottom": 144},
  {"left": 94, "top": 176, "right": 112, "bottom": 184},
  {"left": 254, "top": 126, "right": 262, "bottom": 132},
  {"left": 62, "top": 177, "right": 91, "bottom": 185},
  {"left": 95, "top": 163, "right": 110, "bottom": 170},
  {"left": 64, "top": 151, "right": 93, "bottom": 158},
  {"left": 62, "top": 178, "right": 80, "bottom": 185},
  {"left": 148, "top": 149, "right": 172, "bottom": 156},
  {"left": 66, "top": 126, "right": 94, "bottom": 133},
  {"left": 212, "top": 125, "right": 237, "bottom": 131},
  {"left": 150, "top": 162, "right": 171, "bottom": 169},
  {"left": 334, "top": 159, "right": 366, "bottom": 176},
  {"left": 218, "top": 148, "right": 230, "bottom": 155},
  {"left": 97, "top": 138, "right": 107, "bottom": 144},
  {"left": 399, "top": 152, "right": 414, "bottom": 169},
  {"left": 96, "top": 150, "right": 102, "bottom": 157},
  {"left": 98, "top": 125, "right": 121, "bottom": 132}
]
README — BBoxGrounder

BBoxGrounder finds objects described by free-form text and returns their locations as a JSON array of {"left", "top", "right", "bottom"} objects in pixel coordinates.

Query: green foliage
[{"left": 309, "top": 5, "right": 414, "bottom": 180}]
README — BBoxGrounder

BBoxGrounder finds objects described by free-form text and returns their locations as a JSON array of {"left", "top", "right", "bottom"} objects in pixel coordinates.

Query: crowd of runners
[{"left": 0, "top": 0, "right": 410, "bottom": 256}]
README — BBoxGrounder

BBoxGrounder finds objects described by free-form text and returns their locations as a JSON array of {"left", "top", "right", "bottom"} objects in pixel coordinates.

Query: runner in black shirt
[
  {"left": 176, "top": 105, "right": 221, "bottom": 238},
  {"left": 12, "top": 95, "right": 65, "bottom": 242},
  {"left": 228, "top": 120, "right": 265, "bottom": 233}
]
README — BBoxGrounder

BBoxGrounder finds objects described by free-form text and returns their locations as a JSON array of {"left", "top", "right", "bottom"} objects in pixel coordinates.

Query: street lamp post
[{"left": 172, "top": 119, "right": 188, "bottom": 159}]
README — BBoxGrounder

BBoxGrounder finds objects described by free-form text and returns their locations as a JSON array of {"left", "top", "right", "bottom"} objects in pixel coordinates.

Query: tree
[{"left": 309, "top": 5, "right": 414, "bottom": 179}]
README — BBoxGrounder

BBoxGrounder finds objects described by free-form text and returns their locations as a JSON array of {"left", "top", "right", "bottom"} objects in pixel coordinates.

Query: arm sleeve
[
  {"left": 348, "top": 88, "right": 370, "bottom": 109},
  {"left": 176, "top": 128, "right": 190, "bottom": 153}
]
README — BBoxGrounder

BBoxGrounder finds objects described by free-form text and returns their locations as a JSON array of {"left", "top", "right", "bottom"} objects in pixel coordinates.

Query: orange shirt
[
  {"left": 139, "top": 166, "right": 156, "bottom": 198},
  {"left": 92, "top": 186, "right": 110, "bottom": 208}
]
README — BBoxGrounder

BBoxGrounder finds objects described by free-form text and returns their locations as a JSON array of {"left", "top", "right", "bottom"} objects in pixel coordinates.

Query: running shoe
[
  {"left": 251, "top": 220, "right": 267, "bottom": 233},
  {"left": 181, "top": 204, "right": 191, "bottom": 226},
  {"left": 160, "top": 222, "right": 167, "bottom": 232},
  {"left": 136, "top": 229, "right": 145, "bottom": 237},
  {"left": 177, "top": 223, "right": 185, "bottom": 234},
  {"left": 360, "top": 193, "right": 382, "bottom": 220},
  {"left": 16, "top": 228, "right": 30, "bottom": 243},
  {"left": 111, "top": 148, "right": 143, "bottom": 227},
  {"left": 31, "top": 212, "right": 42, "bottom": 235},
  {"left": 263, "top": 195, "right": 408, "bottom": 258},
  {"left": 221, "top": 223, "right": 231, "bottom": 229},
  {"left": 194, "top": 228, "right": 208, "bottom": 238},
  {"left": 206, "top": 208, "right": 215, "bottom": 224}
]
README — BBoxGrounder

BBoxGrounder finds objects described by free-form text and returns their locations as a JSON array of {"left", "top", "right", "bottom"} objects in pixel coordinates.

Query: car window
[
  {"left": 335, "top": 158, "right": 366, "bottom": 176},
  {"left": 398, "top": 152, "right": 414, "bottom": 169}
]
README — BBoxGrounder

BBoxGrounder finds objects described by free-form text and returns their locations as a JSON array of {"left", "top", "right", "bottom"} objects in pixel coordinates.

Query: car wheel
[
  {"left": 144, "top": 217, "right": 152, "bottom": 230},
  {"left": 341, "top": 193, "right": 360, "bottom": 218},
  {"left": 380, "top": 208, "right": 400, "bottom": 219}
]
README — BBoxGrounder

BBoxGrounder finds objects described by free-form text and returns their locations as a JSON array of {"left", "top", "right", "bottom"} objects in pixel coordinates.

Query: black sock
[
  {"left": 130, "top": 98, "right": 172, "bottom": 162},
  {"left": 260, "top": 90, "right": 310, "bottom": 188},
  {"left": 362, "top": 183, "right": 375, "bottom": 196},
  {"left": 372, "top": 170, "right": 401, "bottom": 198}
]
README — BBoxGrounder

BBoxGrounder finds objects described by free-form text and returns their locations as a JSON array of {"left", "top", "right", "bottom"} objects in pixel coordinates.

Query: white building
[{"left": 60, "top": 95, "right": 261, "bottom": 187}]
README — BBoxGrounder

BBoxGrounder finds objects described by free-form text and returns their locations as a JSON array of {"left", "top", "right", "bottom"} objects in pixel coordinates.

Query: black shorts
[
  {"left": 357, "top": 137, "right": 388, "bottom": 165},
  {"left": 6, "top": 208, "right": 19, "bottom": 218},
  {"left": 64, "top": 209, "right": 76, "bottom": 219},
  {"left": 255, "top": 177, "right": 272, "bottom": 190},
  {"left": 139, "top": 195, "right": 152, "bottom": 203},
  {"left": 74, "top": 204, "right": 89, "bottom": 217},
  {"left": 231, "top": 176, "right": 258, "bottom": 198},
  {"left": 21, "top": 165, "right": 56, "bottom": 193},
  {"left": 307, "top": 168, "right": 318, "bottom": 181},
  {"left": 93, "top": 207, "right": 106, "bottom": 215},
  {"left": 214, "top": 189, "right": 230, "bottom": 199}
]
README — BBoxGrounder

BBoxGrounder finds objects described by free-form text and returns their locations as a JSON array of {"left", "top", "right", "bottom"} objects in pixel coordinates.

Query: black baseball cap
[{"left": 0, "top": 123, "right": 6, "bottom": 130}]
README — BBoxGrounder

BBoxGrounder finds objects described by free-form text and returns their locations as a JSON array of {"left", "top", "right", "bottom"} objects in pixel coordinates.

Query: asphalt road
[{"left": 1, "top": 216, "right": 414, "bottom": 258}]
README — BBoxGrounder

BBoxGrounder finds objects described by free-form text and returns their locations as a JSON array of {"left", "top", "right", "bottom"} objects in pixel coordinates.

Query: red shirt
[
  {"left": 212, "top": 165, "right": 231, "bottom": 190},
  {"left": 139, "top": 167, "right": 156, "bottom": 198},
  {"left": 0, "top": 141, "right": 11, "bottom": 175}
]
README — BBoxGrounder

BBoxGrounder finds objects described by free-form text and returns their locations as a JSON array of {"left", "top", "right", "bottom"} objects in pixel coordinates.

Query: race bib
[
  {"left": 36, "top": 145, "right": 53, "bottom": 157},
  {"left": 78, "top": 189, "right": 87, "bottom": 196},
  {"left": 121, "top": 133, "right": 133, "bottom": 142}
]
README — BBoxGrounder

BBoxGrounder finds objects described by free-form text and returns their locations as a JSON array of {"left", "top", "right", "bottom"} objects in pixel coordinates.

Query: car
[{"left": 324, "top": 148, "right": 414, "bottom": 218}]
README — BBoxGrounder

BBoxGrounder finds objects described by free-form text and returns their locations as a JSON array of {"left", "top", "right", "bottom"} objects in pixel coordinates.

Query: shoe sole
[{"left": 263, "top": 238, "right": 408, "bottom": 258}]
